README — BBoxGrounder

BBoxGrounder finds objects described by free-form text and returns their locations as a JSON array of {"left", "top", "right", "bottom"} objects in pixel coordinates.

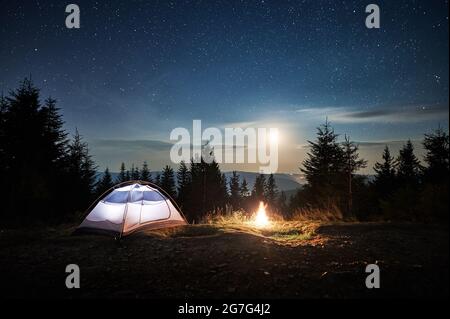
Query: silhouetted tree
[
  {"left": 185, "top": 151, "right": 228, "bottom": 222},
  {"left": 117, "top": 162, "right": 127, "bottom": 183},
  {"left": 300, "top": 121, "right": 344, "bottom": 211},
  {"left": 67, "top": 129, "right": 97, "bottom": 213},
  {"left": 372, "top": 146, "right": 397, "bottom": 198},
  {"left": 130, "top": 164, "right": 140, "bottom": 180},
  {"left": 240, "top": 178, "right": 249, "bottom": 197},
  {"left": 265, "top": 173, "right": 278, "bottom": 207},
  {"left": 342, "top": 136, "right": 367, "bottom": 217},
  {"left": 177, "top": 161, "right": 191, "bottom": 208},
  {"left": 96, "top": 167, "right": 114, "bottom": 196},
  {"left": 160, "top": 165, "right": 177, "bottom": 198},
  {"left": 382, "top": 140, "right": 423, "bottom": 221},
  {"left": 229, "top": 171, "right": 241, "bottom": 209},
  {"left": 423, "top": 128, "right": 449, "bottom": 184},
  {"left": 40, "top": 97, "right": 68, "bottom": 167},
  {"left": 0, "top": 79, "right": 76, "bottom": 221},
  {"left": 396, "top": 140, "right": 422, "bottom": 187},
  {"left": 252, "top": 174, "right": 266, "bottom": 201},
  {"left": 420, "top": 128, "right": 449, "bottom": 222},
  {"left": 277, "top": 191, "right": 288, "bottom": 218},
  {"left": 154, "top": 172, "right": 161, "bottom": 186},
  {"left": 140, "top": 161, "right": 152, "bottom": 182}
]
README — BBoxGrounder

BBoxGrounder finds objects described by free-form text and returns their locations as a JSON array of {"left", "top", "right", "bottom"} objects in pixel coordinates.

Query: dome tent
[{"left": 76, "top": 181, "right": 187, "bottom": 237}]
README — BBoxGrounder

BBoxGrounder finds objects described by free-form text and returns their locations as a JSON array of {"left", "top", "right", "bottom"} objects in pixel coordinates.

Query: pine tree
[
  {"left": 396, "top": 140, "right": 422, "bottom": 186},
  {"left": 265, "top": 173, "right": 278, "bottom": 206},
  {"left": 140, "top": 161, "right": 152, "bottom": 182},
  {"left": 373, "top": 146, "right": 396, "bottom": 198},
  {"left": 421, "top": 128, "right": 449, "bottom": 222},
  {"left": 342, "top": 135, "right": 367, "bottom": 216},
  {"left": 131, "top": 164, "right": 140, "bottom": 180},
  {"left": 185, "top": 152, "right": 227, "bottom": 221},
  {"left": 300, "top": 121, "right": 344, "bottom": 210},
  {"left": 40, "top": 97, "right": 68, "bottom": 166},
  {"left": 423, "top": 128, "right": 449, "bottom": 183},
  {"left": 220, "top": 173, "right": 229, "bottom": 205},
  {"left": 277, "top": 191, "right": 288, "bottom": 218},
  {"left": 160, "top": 165, "right": 177, "bottom": 198},
  {"left": 252, "top": 174, "right": 266, "bottom": 201},
  {"left": 240, "top": 178, "right": 249, "bottom": 198},
  {"left": 154, "top": 172, "right": 161, "bottom": 186},
  {"left": 67, "top": 129, "right": 97, "bottom": 211},
  {"left": 229, "top": 171, "right": 241, "bottom": 209},
  {"left": 117, "top": 162, "right": 127, "bottom": 183},
  {"left": 2, "top": 79, "right": 59, "bottom": 220},
  {"left": 96, "top": 167, "right": 114, "bottom": 196},
  {"left": 177, "top": 161, "right": 191, "bottom": 206}
]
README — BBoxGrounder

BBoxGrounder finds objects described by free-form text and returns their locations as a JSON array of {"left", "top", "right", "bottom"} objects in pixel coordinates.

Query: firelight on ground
[{"left": 254, "top": 201, "right": 270, "bottom": 228}]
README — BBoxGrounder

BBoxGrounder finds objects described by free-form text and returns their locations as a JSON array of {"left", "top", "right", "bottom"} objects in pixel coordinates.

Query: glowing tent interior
[{"left": 76, "top": 181, "right": 187, "bottom": 237}]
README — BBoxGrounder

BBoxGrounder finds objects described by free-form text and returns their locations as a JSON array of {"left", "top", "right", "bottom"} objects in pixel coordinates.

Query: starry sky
[{"left": 1, "top": 0, "right": 448, "bottom": 173}]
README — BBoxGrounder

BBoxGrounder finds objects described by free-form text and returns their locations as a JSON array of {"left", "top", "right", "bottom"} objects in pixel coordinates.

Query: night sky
[{"left": 1, "top": 0, "right": 448, "bottom": 173}]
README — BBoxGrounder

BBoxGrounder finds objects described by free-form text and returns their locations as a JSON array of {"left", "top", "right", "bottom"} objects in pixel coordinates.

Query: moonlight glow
[{"left": 269, "top": 129, "right": 279, "bottom": 145}]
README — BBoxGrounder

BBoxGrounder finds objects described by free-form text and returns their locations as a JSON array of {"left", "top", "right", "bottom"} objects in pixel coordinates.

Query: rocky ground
[{"left": 0, "top": 222, "right": 448, "bottom": 298}]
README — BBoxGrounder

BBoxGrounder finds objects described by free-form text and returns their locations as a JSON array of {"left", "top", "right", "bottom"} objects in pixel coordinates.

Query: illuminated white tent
[{"left": 77, "top": 181, "right": 187, "bottom": 237}]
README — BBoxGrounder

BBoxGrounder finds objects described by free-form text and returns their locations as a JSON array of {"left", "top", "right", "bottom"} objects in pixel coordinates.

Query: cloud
[
  {"left": 339, "top": 104, "right": 448, "bottom": 123},
  {"left": 91, "top": 139, "right": 174, "bottom": 152},
  {"left": 295, "top": 104, "right": 449, "bottom": 124}
]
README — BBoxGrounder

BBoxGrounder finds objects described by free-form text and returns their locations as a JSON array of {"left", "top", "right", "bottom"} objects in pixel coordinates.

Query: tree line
[
  {"left": 0, "top": 79, "right": 97, "bottom": 224},
  {"left": 1, "top": 79, "right": 448, "bottom": 225},
  {"left": 96, "top": 160, "right": 283, "bottom": 223},
  {"left": 290, "top": 121, "right": 449, "bottom": 222}
]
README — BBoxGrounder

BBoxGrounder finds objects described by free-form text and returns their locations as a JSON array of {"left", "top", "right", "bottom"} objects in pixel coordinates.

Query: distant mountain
[
  {"left": 97, "top": 171, "right": 375, "bottom": 193},
  {"left": 96, "top": 171, "right": 304, "bottom": 192},
  {"left": 223, "top": 171, "right": 304, "bottom": 192}
]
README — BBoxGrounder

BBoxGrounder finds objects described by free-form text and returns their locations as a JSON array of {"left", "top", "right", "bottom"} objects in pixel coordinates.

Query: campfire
[{"left": 254, "top": 201, "right": 270, "bottom": 228}]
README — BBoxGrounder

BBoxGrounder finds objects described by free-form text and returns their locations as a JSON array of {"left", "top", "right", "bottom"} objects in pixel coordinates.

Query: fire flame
[{"left": 254, "top": 201, "right": 270, "bottom": 228}]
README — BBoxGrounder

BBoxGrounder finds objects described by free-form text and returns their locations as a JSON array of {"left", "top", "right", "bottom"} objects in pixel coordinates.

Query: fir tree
[
  {"left": 229, "top": 171, "right": 241, "bottom": 209},
  {"left": 373, "top": 146, "right": 396, "bottom": 198},
  {"left": 160, "top": 165, "right": 177, "bottom": 198},
  {"left": 131, "top": 164, "right": 140, "bottom": 180},
  {"left": 265, "top": 173, "right": 278, "bottom": 206},
  {"left": 40, "top": 97, "right": 68, "bottom": 166},
  {"left": 240, "top": 178, "right": 249, "bottom": 198},
  {"left": 423, "top": 127, "right": 449, "bottom": 183},
  {"left": 117, "top": 162, "right": 128, "bottom": 183},
  {"left": 154, "top": 172, "right": 161, "bottom": 186},
  {"left": 342, "top": 135, "right": 367, "bottom": 216},
  {"left": 67, "top": 129, "right": 97, "bottom": 211},
  {"left": 396, "top": 140, "right": 422, "bottom": 186},
  {"left": 252, "top": 174, "right": 266, "bottom": 201},
  {"left": 177, "top": 161, "right": 191, "bottom": 206},
  {"left": 300, "top": 121, "right": 344, "bottom": 210},
  {"left": 96, "top": 167, "right": 114, "bottom": 196},
  {"left": 277, "top": 191, "right": 288, "bottom": 218},
  {"left": 140, "top": 161, "right": 152, "bottom": 182}
]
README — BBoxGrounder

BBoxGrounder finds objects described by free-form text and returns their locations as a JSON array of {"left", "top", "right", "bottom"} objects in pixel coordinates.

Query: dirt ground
[{"left": 0, "top": 222, "right": 448, "bottom": 298}]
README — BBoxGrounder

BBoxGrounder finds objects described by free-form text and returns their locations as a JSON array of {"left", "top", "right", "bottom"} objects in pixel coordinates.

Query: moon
[{"left": 269, "top": 129, "right": 279, "bottom": 144}]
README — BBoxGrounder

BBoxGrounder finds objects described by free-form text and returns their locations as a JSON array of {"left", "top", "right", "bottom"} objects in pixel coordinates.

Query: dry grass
[
  {"left": 117, "top": 205, "right": 338, "bottom": 244},
  {"left": 142, "top": 209, "right": 320, "bottom": 244},
  {"left": 198, "top": 210, "right": 319, "bottom": 242},
  {"left": 291, "top": 204, "right": 344, "bottom": 222}
]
